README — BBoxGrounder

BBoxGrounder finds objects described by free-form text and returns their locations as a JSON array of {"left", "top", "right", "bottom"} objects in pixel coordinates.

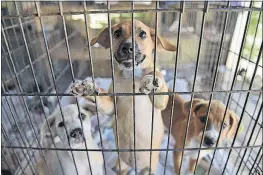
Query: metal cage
[{"left": 1, "top": 1, "right": 262, "bottom": 175}]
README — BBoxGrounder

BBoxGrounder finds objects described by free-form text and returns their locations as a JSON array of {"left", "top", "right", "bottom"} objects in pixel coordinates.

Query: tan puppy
[
  {"left": 70, "top": 20, "right": 176, "bottom": 174},
  {"left": 162, "top": 94, "right": 239, "bottom": 175}
]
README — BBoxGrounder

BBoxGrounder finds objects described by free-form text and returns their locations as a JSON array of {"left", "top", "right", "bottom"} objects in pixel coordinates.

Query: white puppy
[{"left": 38, "top": 104, "right": 103, "bottom": 175}]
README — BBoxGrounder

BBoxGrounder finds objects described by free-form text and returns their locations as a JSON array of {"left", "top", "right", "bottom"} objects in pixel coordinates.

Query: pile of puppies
[{"left": 38, "top": 20, "right": 239, "bottom": 175}]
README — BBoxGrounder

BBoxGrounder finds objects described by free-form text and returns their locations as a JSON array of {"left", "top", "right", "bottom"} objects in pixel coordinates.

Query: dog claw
[
  {"left": 139, "top": 75, "right": 162, "bottom": 95},
  {"left": 71, "top": 80, "right": 96, "bottom": 97}
]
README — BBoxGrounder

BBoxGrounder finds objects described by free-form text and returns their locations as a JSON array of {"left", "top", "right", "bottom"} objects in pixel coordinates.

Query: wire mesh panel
[{"left": 1, "top": 1, "right": 262, "bottom": 175}]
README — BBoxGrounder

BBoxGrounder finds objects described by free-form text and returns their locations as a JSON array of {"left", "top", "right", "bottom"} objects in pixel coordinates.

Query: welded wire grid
[{"left": 1, "top": 1, "right": 262, "bottom": 175}]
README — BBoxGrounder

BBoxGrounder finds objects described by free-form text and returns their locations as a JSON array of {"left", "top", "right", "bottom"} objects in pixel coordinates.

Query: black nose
[
  {"left": 70, "top": 128, "right": 83, "bottom": 138},
  {"left": 121, "top": 43, "right": 133, "bottom": 54},
  {"left": 204, "top": 137, "right": 215, "bottom": 146}
]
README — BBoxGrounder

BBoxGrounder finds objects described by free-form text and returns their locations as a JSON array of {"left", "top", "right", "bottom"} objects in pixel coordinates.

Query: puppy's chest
[
  {"left": 115, "top": 77, "right": 141, "bottom": 93},
  {"left": 184, "top": 139, "right": 212, "bottom": 159}
]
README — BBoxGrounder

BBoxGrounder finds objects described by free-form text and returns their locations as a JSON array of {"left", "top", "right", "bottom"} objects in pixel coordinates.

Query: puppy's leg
[
  {"left": 139, "top": 71, "right": 168, "bottom": 110},
  {"left": 139, "top": 150, "right": 159, "bottom": 175},
  {"left": 113, "top": 158, "right": 130, "bottom": 175},
  {"left": 186, "top": 158, "right": 197, "bottom": 175},
  {"left": 71, "top": 80, "right": 114, "bottom": 115},
  {"left": 37, "top": 159, "right": 45, "bottom": 175},
  {"left": 140, "top": 167, "right": 154, "bottom": 175},
  {"left": 174, "top": 150, "right": 183, "bottom": 175}
]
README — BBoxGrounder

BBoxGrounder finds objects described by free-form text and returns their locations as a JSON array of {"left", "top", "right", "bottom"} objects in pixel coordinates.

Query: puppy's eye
[
  {"left": 58, "top": 122, "right": 64, "bottom": 127},
  {"left": 199, "top": 116, "right": 207, "bottom": 124},
  {"left": 80, "top": 113, "right": 86, "bottom": 120},
  {"left": 114, "top": 29, "right": 122, "bottom": 38},
  {"left": 223, "top": 122, "right": 227, "bottom": 129},
  {"left": 139, "top": 30, "right": 146, "bottom": 39}
]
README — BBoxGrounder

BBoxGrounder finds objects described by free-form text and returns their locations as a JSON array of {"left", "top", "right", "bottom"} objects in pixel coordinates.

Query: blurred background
[{"left": 1, "top": 1, "right": 262, "bottom": 175}]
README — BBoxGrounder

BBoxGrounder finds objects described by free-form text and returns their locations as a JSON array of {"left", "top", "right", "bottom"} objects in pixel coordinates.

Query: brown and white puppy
[
  {"left": 162, "top": 94, "right": 239, "bottom": 175},
  {"left": 70, "top": 20, "right": 176, "bottom": 174}
]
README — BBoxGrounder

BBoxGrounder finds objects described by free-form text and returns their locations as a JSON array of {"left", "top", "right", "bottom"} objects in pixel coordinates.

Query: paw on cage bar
[{"left": 1, "top": 1, "right": 262, "bottom": 175}]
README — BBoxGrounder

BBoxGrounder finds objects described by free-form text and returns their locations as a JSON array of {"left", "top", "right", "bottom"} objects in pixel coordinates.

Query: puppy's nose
[
  {"left": 121, "top": 43, "right": 133, "bottom": 54},
  {"left": 70, "top": 128, "right": 83, "bottom": 138},
  {"left": 204, "top": 136, "right": 215, "bottom": 147}
]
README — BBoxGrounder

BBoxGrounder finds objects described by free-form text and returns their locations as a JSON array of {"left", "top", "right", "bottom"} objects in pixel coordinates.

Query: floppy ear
[
  {"left": 90, "top": 27, "right": 110, "bottom": 48},
  {"left": 226, "top": 111, "right": 239, "bottom": 140},
  {"left": 182, "top": 99, "right": 205, "bottom": 116},
  {"left": 150, "top": 28, "right": 177, "bottom": 51},
  {"left": 40, "top": 114, "right": 56, "bottom": 147}
]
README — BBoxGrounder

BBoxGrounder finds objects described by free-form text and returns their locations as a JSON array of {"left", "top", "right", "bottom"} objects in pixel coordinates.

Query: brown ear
[
  {"left": 90, "top": 27, "right": 110, "bottom": 48},
  {"left": 182, "top": 99, "right": 205, "bottom": 116},
  {"left": 150, "top": 29, "right": 177, "bottom": 51},
  {"left": 226, "top": 111, "right": 239, "bottom": 140}
]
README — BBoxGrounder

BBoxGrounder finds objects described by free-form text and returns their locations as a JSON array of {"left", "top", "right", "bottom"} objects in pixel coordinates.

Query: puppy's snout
[
  {"left": 70, "top": 128, "right": 83, "bottom": 138},
  {"left": 204, "top": 136, "right": 215, "bottom": 147},
  {"left": 121, "top": 42, "right": 133, "bottom": 54}
]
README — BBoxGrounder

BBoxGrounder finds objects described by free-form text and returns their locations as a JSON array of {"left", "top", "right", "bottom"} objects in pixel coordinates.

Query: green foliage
[{"left": 242, "top": 11, "right": 262, "bottom": 64}]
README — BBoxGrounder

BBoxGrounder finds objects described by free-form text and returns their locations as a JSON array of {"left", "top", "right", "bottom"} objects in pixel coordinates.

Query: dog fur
[
  {"left": 70, "top": 20, "right": 176, "bottom": 174},
  {"left": 162, "top": 94, "right": 239, "bottom": 175},
  {"left": 38, "top": 104, "right": 103, "bottom": 175}
]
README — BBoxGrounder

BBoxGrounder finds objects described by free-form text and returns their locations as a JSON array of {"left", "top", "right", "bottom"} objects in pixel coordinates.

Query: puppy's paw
[
  {"left": 70, "top": 80, "right": 97, "bottom": 102},
  {"left": 140, "top": 167, "right": 154, "bottom": 175},
  {"left": 139, "top": 75, "right": 163, "bottom": 95}
]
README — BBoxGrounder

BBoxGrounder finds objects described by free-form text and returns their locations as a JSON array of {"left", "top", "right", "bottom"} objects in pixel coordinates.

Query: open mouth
[
  {"left": 115, "top": 54, "right": 146, "bottom": 70},
  {"left": 70, "top": 138, "right": 85, "bottom": 145}
]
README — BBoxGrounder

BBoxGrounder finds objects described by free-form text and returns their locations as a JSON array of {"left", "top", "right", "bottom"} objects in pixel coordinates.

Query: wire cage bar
[{"left": 1, "top": 1, "right": 262, "bottom": 175}]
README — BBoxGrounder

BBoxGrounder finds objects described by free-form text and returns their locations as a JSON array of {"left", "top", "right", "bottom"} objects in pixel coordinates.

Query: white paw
[
  {"left": 70, "top": 80, "right": 96, "bottom": 97},
  {"left": 139, "top": 75, "right": 163, "bottom": 95}
]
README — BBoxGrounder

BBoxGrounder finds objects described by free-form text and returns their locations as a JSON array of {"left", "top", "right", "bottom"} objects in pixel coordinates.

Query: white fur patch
[{"left": 139, "top": 75, "right": 162, "bottom": 95}]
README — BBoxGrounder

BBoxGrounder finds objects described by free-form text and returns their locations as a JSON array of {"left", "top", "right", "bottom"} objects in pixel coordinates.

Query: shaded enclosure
[{"left": 1, "top": 1, "right": 262, "bottom": 175}]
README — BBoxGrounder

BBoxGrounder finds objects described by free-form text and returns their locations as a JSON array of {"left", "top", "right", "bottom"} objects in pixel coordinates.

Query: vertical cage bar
[
  {"left": 193, "top": 2, "right": 230, "bottom": 174},
  {"left": 57, "top": 2, "right": 94, "bottom": 174},
  {"left": 149, "top": 1, "right": 158, "bottom": 174},
  {"left": 235, "top": 103, "right": 263, "bottom": 174},
  {"left": 1, "top": 150, "right": 14, "bottom": 174},
  {"left": 234, "top": 7, "right": 263, "bottom": 172},
  {"left": 31, "top": 6, "right": 66, "bottom": 174},
  {"left": 80, "top": 1, "right": 109, "bottom": 174},
  {"left": 34, "top": 1, "right": 82, "bottom": 174},
  {"left": 1, "top": 97, "right": 36, "bottom": 174},
  {"left": 106, "top": 1, "right": 121, "bottom": 174},
  {"left": 1, "top": 126, "right": 26, "bottom": 175},
  {"left": 131, "top": 1, "right": 137, "bottom": 174},
  {"left": 178, "top": 1, "right": 209, "bottom": 174},
  {"left": 2, "top": 25, "right": 49, "bottom": 174},
  {"left": 222, "top": 41, "right": 262, "bottom": 174},
  {"left": 240, "top": 112, "right": 262, "bottom": 174},
  {"left": 207, "top": 2, "right": 254, "bottom": 173},
  {"left": 221, "top": 11, "right": 246, "bottom": 104},
  {"left": 1, "top": 19, "right": 28, "bottom": 74},
  {"left": 163, "top": 2, "right": 184, "bottom": 175},
  {"left": 1, "top": 94, "right": 37, "bottom": 174},
  {"left": 3, "top": 10, "right": 65, "bottom": 173},
  {"left": 1, "top": 20, "right": 31, "bottom": 121},
  {"left": 220, "top": 3, "right": 259, "bottom": 173},
  {"left": 233, "top": 8, "right": 262, "bottom": 113},
  {"left": 232, "top": 92, "right": 262, "bottom": 174},
  {"left": 249, "top": 149, "right": 263, "bottom": 175},
  {"left": 14, "top": 2, "right": 57, "bottom": 174}
]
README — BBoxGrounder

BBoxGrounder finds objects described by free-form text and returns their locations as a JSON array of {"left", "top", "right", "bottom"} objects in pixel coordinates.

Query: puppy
[
  {"left": 38, "top": 104, "right": 103, "bottom": 175},
  {"left": 162, "top": 94, "right": 239, "bottom": 175},
  {"left": 70, "top": 20, "right": 176, "bottom": 174}
]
